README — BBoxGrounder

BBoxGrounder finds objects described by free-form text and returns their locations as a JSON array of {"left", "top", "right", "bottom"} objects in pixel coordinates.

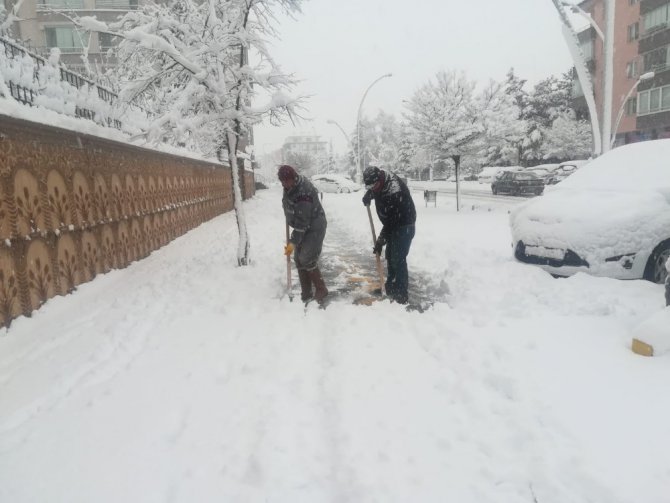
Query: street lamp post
[
  {"left": 356, "top": 73, "right": 392, "bottom": 183},
  {"left": 611, "top": 71, "right": 655, "bottom": 149},
  {"left": 327, "top": 119, "right": 353, "bottom": 176}
]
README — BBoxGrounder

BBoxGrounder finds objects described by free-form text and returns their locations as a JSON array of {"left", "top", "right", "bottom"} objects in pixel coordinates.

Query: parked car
[
  {"left": 478, "top": 166, "right": 502, "bottom": 184},
  {"left": 510, "top": 140, "right": 670, "bottom": 284},
  {"left": 525, "top": 163, "right": 561, "bottom": 183},
  {"left": 491, "top": 170, "right": 544, "bottom": 196},
  {"left": 311, "top": 174, "right": 361, "bottom": 193},
  {"left": 546, "top": 160, "right": 589, "bottom": 185}
]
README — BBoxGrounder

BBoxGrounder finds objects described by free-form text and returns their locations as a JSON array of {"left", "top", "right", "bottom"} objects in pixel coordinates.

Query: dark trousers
[
  {"left": 384, "top": 225, "right": 415, "bottom": 303},
  {"left": 295, "top": 218, "right": 327, "bottom": 271}
]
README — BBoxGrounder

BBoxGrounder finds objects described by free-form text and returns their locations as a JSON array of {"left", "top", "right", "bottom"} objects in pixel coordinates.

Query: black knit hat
[
  {"left": 363, "top": 166, "right": 382, "bottom": 187},
  {"left": 277, "top": 164, "right": 297, "bottom": 181}
]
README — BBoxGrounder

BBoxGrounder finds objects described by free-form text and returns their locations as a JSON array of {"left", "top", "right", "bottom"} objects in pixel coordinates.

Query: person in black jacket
[
  {"left": 362, "top": 166, "right": 416, "bottom": 304},
  {"left": 278, "top": 164, "right": 328, "bottom": 304}
]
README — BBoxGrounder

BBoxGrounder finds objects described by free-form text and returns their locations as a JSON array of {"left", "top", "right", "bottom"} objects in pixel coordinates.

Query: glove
[
  {"left": 373, "top": 235, "right": 386, "bottom": 255},
  {"left": 362, "top": 191, "right": 373, "bottom": 207},
  {"left": 284, "top": 242, "right": 294, "bottom": 256}
]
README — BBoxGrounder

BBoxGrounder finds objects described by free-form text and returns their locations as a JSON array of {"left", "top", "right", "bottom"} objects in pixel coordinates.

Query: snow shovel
[
  {"left": 285, "top": 221, "right": 294, "bottom": 302},
  {"left": 366, "top": 205, "right": 385, "bottom": 296}
]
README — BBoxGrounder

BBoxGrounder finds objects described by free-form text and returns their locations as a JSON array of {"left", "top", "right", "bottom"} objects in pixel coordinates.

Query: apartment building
[
  {"left": 281, "top": 135, "right": 330, "bottom": 173},
  {"left": 4, "top": 0, "right": 136, "bottom": 73},
  {"left": 574, "top": 0, "right": 670, "bottom": 146}
]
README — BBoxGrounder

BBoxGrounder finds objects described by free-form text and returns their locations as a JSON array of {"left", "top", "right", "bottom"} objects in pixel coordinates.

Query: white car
[
  {"left": 510, "top": 140, "right": 670, "bottom": 284},
  {"left": 311, "top": 174, "right": 361, "bottom": 193}
]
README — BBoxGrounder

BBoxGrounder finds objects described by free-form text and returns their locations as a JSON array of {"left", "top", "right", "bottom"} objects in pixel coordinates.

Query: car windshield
[{"left": 559, "top": 139, "right": 670, "bottom": 191}]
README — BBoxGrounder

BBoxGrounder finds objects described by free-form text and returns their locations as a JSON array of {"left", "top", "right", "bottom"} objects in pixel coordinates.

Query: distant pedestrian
[
  {"left": 278, "top": 165, "right": 328, "bottom": 304},
  {"left": 362, "top": 166, "right": 416, "bottom": 304}
]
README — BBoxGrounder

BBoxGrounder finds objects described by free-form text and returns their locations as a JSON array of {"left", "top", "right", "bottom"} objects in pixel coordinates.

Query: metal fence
[{"left": 0, "top": 35, "right": 139, "bottom": 130}]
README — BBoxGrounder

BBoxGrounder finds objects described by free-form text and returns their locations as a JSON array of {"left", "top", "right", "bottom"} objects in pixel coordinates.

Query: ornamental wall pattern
[{"left": 0, "top": 115, "right": 255, "bottom": 328}]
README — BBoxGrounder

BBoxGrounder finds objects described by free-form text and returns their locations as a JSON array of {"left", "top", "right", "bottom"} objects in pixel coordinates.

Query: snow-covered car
[
  {"left": 546, "top": 160, "right": 589, "bottom": 185},
  {"left": 525, "top": 163, "right": 560, "bottom": 183},
  {"left": 477, "top": 167, "right": 502, "bottom": 184},
  {"left": 510, "top": 140, "right": 670, "bottom": 284},
  {"left": 311, "top": 174, "right": 361, "bottom": 193}
]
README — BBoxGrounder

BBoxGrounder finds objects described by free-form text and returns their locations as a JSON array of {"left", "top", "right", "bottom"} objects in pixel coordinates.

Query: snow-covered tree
[
  {"left": 404, "top": 70, "right": 524, "bottom": 169},
  {"left": 521, "top": 72, "right": 573, "bottom": 163},
  {"left": 541, "top": 111, "right": 592, "bottom": 160},
  {"left": 74, "top": 0, "right": 303, "bottom": 265},
  {"left": 350, "top": 111, "right": 402, "bottom": 172},
  {"left": 481, "top": 68, "right": 528, "bottom": 166}
]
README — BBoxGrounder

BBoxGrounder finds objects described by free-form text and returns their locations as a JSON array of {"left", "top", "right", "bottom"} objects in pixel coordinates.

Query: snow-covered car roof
[{"left": 558, "top": 140, "right": 670, "bottom": 192}]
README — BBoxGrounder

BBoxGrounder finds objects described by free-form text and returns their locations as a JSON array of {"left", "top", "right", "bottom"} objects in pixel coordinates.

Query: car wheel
[
  {"left": 342, "top": 187, "right": 351, "bottom": 193},
  {"left": 643, "top": 239, "right": 670, "bottom": 284}
]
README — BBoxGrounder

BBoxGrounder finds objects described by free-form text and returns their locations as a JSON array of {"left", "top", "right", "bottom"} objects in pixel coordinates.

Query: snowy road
[{"left": 1, "top": 186, "right": 668, "bottom": 503}]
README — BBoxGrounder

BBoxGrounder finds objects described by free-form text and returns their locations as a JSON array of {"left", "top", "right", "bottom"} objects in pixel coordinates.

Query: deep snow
[{"left": 1, "top": 185, "right": 668, "bottom": 503}]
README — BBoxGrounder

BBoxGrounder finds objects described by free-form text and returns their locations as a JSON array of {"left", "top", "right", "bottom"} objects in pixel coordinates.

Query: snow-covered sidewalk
[{"left": 1, "top": 186, "right": 668, "bottom": 503}]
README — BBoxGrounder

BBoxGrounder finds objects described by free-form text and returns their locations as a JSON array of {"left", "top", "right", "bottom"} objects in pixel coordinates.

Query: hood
[{"left": 510, "top": 188, "right": 670, "bottom": 259}]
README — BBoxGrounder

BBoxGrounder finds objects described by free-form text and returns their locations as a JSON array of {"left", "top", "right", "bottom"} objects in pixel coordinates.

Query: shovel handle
[
  {"left": 366, "top": 206, "right": 385, "bottom": 295},
  {"left": 286, "top": 221, "right": 293, "bottom": 301}
]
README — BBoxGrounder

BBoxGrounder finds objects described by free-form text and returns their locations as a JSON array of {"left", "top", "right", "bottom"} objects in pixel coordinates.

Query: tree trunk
[{"left": 225, "top": 131, "right": 250, "bottom": 266}]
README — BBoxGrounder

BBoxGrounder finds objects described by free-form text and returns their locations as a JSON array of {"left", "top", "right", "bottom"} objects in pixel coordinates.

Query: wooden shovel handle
[
  {"left": 286, "top": 221, "right": 292, "bottom": 300},
  {"left": 366, "top": 205, "right": 385, "bottom": 295}
]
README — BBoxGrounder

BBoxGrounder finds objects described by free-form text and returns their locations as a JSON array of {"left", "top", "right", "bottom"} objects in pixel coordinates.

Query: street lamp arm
[
  {"left": 611, "top": 71, "right": 655, "bottom": 149},
  {"left": 326, "top": 119, "right": 350, "bottom": 145},
  {"left": 356, "top": 73, "right": 392, "bottom": 182},
  {"left": 561, "top": 1, "right": 604, "bottom": 40}
]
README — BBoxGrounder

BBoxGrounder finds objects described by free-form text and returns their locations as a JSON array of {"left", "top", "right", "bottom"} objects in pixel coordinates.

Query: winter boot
[
  {"left": 298, "top": 269, "right": 313, "bottom": 302},
  {"left": 309, "top": 267, "right": 328, "bottom": 304}
]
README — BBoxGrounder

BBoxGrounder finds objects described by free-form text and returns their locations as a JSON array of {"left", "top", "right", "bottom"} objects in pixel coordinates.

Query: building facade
[
  {"left": 574, "top": 0, "right": 670, "bottom": 146},
  {"left": 4, "top": 0, "right": 137, "bottom": 74},
  {"left": 281, "top": 135, "right": 331, "bottom": 175}
]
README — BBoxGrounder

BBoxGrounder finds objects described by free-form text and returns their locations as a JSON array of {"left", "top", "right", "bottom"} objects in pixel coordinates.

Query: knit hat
[
  {"left": 277, "top": 164, "right": 297, "bottom": 181},
  {"left": 363, "top": 166, "right": 383, "bottom": 189}
]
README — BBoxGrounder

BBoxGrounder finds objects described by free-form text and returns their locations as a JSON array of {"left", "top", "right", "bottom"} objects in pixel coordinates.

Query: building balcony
[{"left": 639, "top": 25, "right": 670, "bottom": 53}]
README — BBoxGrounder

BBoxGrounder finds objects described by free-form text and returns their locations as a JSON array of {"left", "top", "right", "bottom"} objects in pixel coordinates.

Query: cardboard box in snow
[{"left": 631, "top": 307, "right": 670, "bottom": 357}]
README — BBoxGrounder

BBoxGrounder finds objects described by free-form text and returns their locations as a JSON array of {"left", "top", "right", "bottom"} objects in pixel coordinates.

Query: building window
[
  {"left": 639, "top": 90, "right": 649, "bottom": 114},
  {"left": 99, "top": 33, "right": 120, "bottom": 50},
  {"left": 629, "top": 0, "right": 639, "bottom": 4},
  {"left": 643, "top": 45, "right": 669, "bottom": 72},
  {"left": 628, "top": 22, "right": 639, "bottom": 41},
  {"left": 625, "top": 97, "right": 637, "bottom": 116},
  {"left": 38, "top": 0, "right": 84, "bottom": 9},
  {"left": 580, "top": 38, "right": 594, "bottom": 61},
  {"left": 95, "top": 0, "right": 139, "bottom": 9},
  {"left": 45, "top": 27, "right": 89, "bottom": 52},
  {"left": 626, "top": 60, "right": 639, "bottom": 78},
  {"left": 638, "top": 85, "right": 670, "bottom": 115},
  {"left": 643, "top": 4, "right": 669, "bottom": 33}
]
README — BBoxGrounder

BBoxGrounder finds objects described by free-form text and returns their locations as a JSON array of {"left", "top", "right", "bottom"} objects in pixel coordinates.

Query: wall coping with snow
[{"left": 0, "top": 114, "right": 255, "bottom": 328}]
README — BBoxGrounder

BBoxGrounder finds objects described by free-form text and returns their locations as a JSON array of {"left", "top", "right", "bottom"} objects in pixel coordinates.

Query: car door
[{"left": 498, "top": 172, "right": 512, "bottom": 192}]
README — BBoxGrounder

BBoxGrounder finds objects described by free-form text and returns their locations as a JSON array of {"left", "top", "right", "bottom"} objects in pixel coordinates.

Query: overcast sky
[{"left": 254, "top": 0, "right": 577, "bottom": 157}]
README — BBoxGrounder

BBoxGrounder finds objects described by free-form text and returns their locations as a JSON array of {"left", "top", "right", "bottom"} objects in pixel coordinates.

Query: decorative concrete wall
[{"left": 0, "top": 114, "right": 254, "bottom": 328}]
